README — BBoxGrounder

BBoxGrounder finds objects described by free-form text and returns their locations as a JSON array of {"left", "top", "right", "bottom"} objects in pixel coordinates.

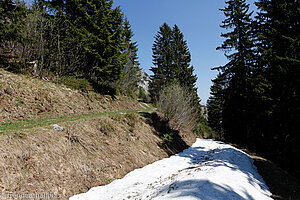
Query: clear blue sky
[{"left": 113, "top": 0, "right": 256, "bottom": 105}]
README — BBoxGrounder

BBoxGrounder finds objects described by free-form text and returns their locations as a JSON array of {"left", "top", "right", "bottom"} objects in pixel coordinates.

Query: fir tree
[
  {"left": 150, "top": 23, "right": 197, "bottom": 101},
  {"left": 117, "top": 17, "right": 141, "bottom": 94},
  {"left": 0, "top": 0, "right": 28, "bottom": 70},
  {"left": 150, "top": 23, "right": 173, "bottom": 101},
  {"left": 213, "top": 0, "right": 254, "bottom": 143},
  {"left": 172, "top": 24, "right": 197, "bottom": 92},
  {"left": 0, "top": 0, "right": 27, "bottom": 45},
  {"left": 254, "top": 0, "right": 300, "bottom": 176},
  {"left": 207, "top": 73, "right": 225, "bottom": 134},
  {"left": 44, "top": 0, "right": 126, "bottom": 82}
]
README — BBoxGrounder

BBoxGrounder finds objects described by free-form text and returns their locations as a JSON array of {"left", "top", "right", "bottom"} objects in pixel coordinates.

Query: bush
[
  {"left": 157, "top": 83, "right": 196, "bottom": 129},
  {"left": 63, "top": 77, "right": 92, "bottom": 92}
]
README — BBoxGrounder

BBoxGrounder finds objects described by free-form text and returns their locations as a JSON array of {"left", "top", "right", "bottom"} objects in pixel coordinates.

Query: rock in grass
[{"left": 52, "top": 124, "right": 64, "bottom": 131}]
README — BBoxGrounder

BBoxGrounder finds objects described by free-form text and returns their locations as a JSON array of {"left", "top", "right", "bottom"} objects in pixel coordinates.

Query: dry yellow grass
[
  {"left": 0, "top": 69, "right": 140, "bottom": 123},
  {"left": 0, "top": 113, "right": 196, "bottom": 199}
]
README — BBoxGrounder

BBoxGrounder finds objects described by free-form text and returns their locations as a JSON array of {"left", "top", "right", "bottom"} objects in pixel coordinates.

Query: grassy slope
[
  {"left": 0, "top": 69, "right": 141, "bottom": 123},
  {"left": 0, "top": 70, "right": 196, "bottom": 199}
]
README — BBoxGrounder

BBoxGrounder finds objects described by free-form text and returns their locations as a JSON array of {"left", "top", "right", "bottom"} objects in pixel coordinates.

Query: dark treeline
[
  {"left": 0, "top": 0, "right": 141, "bottom": 95},
  {"left": 208, "top": 0, "right": 299, "bottom": 179}
]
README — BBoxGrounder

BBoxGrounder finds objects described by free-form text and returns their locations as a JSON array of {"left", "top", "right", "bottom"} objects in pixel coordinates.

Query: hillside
[
  {"left": 0, "top": 70, "right": 196, "bottom": 199},
  {"left": 0, "top": 69, "right": 140, "bottom": 123}
]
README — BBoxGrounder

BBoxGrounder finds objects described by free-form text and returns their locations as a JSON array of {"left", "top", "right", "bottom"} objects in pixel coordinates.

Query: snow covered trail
[{"left": 70, "top": 139, "right": 272, "bottom": 200}]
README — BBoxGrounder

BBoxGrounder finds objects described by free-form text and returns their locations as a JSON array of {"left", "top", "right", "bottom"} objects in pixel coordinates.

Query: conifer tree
[
  {"left": 44, "top": 0, "right": 126, "bottom": 82},
  {"left": 213, "top": 0, "right": 254, "bottom": 143},
  {"left": 254, "top": 0, "right": 300, "bottom": 176},
  {"left": 0, "top": 0, "right": 28, "bottom": 69},
  {"left": 172, "top": 24, "right": 197, "bottom": 92},
  {"left": 150, "top": 23, "right": 197, "bottom": 101},
  {"left": 150, "top": 23, "right": 173, "bottom": 100},
  {"left": 207, "top": 73, "right": 225, "bottom": 134},
  {"left": 117, "top": 17, "right": 141, "bottom": 93},
  {"left": 0, "top": 0, "right": 27, "bottom": 45}
]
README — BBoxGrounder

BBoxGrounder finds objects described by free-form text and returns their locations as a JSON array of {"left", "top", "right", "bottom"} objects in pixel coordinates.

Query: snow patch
[{"left": 70, "top": 139, "right": 272, "bottom": 200}]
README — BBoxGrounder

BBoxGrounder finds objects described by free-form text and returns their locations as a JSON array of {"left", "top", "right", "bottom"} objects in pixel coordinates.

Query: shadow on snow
[{"left": 156, "top": 142, "right": 270, "bottom": 199}]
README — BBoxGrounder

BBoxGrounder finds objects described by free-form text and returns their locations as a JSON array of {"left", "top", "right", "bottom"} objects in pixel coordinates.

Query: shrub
[
  {"left": 63, "top": 77, "right": 92, "bottom": 92},
  {"left": 162, "top": 132, "right": 174, "bottom": 144},
  {"left": 157, "top": 83, "right": 196, "bottom": 129}
]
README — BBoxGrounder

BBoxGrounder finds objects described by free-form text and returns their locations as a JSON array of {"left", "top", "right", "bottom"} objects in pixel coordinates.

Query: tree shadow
[
  {"left": 175, "top": 143, "right": 271, "bottom": 197},
  {"left": 254, "top": 157, "right": 300, "bottom": 200},
  {"left": 140, "top": 112, "right": 188, "bottom": 156},
  {"left": 156, "top": 179, "right": 256, "bottom": 200}
]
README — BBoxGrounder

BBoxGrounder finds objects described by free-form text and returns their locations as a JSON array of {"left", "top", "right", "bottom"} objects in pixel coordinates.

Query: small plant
[
  {"left": 162, "top": 132, "right": 174, "bottom": 144},
  {"left": 104, "top": 177, "right": 113, "bottom": 184},
  {"left": 99, "top": 119, "right": 115, "bottom": 135},
  {"left": 15, "top": 98, "right": 24, "bottom": 107}
]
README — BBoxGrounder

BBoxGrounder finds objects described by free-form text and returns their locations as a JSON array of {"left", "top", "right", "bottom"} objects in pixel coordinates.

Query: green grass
[{"left": 0, "top": 104, "right": 155, "bottom": 134}]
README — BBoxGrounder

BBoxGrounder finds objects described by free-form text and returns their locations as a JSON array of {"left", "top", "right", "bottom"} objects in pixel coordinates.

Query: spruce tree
[
  {"left": 172, "top": 24, "right": 197, "bottom": 92},
  {"left": 254, "top": 0, "right": 300, "bottom": 176},
  {"left": 117, "top": 17, "right": 141, "bottom": 94},
  {"left": 150, "top": 23, "right": 173, "bottom": 100},
  {"left": 0, "top": 0, "right": 27, "bottom": 45},
  {"left": 207, "top": 73, "right": 225, "bottom": 134},
  {"left": 44, "top": 0, "right": 126, "bottom": 82},
  {"left": 150, "top": 23, "right": 197, "bottom": 101},
  {"left": 0, "top": 0, "right": 27, "bottom": 68},
  {"left": 213, "top": 0, "right": 254, "bottom": 143}
]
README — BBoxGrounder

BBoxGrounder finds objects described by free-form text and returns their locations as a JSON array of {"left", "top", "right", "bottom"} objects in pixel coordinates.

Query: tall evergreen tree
[
  {"left": 150, "top": 22, "right": 173, "bottom": 100},
  {"left": 44, "top": 0, "right": 126, "bottom": 82},
  {"left": 212, "top": 0, "right": 254, "bottom": 143},
  {"left": 254, "top": 0, "right": 300, "bottom": 175},
  {"left": 0, "top": 0, "right": 28, "bottom": 68},
  {"left": 0, "top": 0, "right": 27, "bottom": 45},
  {"left": 116, "top": 17, "right": 141, "bottom": 93},
  {"left": 172, "top": 24, "right": 197, "bottom": 91},
  {"left": 207, "top": 73, "right": 225, "bottom": 134},
  {"left": 123, "top": 18, "right": 140, "bottom": 70},
  {"left": 150, "top": 23, "right": 197, "bottom": 101}
]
